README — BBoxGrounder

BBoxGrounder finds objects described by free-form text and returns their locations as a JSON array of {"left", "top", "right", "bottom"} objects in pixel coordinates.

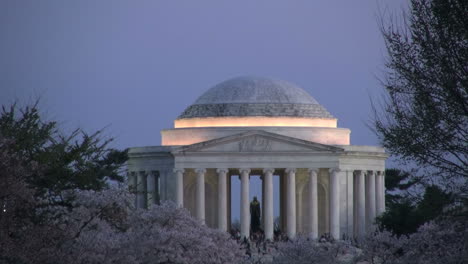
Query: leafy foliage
[
  {"left": 0, "top": 102, "right": 128, "bottom": 201},
  {"left": 377, "top": 182, "right": 453, "bottom": 236},
  {"left": 0, "top": 102, "right": 246, "bottom": 263},
  {"left": 377, "top": 200, "right": 420, "bottom": 236},
  {"left": 383, "top": 169, "right": 419, "bottom": 205},
  {"left": 0, "top": 139, "right": 244, "bottom": 263},
  {"left": 360, "top": 221, "right": 468, "bottom": 264},
  {"left": 374, "top": 0, "right": 468, "bottom": 194}
]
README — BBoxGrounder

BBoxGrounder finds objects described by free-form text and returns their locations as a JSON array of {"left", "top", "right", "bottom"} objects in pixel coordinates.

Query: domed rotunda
[{"left": 127, "top": 76, "right": 387, "bottom": 241}]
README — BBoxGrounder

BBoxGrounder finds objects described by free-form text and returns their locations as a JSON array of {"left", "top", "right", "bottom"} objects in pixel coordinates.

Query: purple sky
[{"left": 1, "top": 0, "right": 406, "bottom": 221}]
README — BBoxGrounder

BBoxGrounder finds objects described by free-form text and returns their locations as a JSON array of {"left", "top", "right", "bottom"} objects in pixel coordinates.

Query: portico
[
  {"left": 128, "top": 130, "right": 386, "bottom": 240},
  {"left": 126, "top": 76, "right": 387, "bottom": 240}
]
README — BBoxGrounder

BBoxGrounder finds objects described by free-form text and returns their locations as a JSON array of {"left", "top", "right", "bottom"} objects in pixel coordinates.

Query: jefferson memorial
[{"left": 127, "top": 76, "right": 387, "bottom": 240}]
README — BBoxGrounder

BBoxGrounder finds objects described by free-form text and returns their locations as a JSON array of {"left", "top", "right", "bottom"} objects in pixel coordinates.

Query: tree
[
  {"left": 0, "top": 136, "right": 50, "bottom": 263},
  {"left": 358, "top": 229, "right": 407, "bottom": 264},
  {"left": 377, "top": 200, "right": 420, "bottom": 236},
  {"left": 383, "top": 169, "right": 419, "bottom": 206},
  {"left": 267, "top": 221, "right": 468, "bottom": 264},
  {"left": 374, "top": 0, "right": 468, "bottom": 195},
  {"left": 375, "top": 169, "right": 419, "bottom": 235},
  {"left": 360, "top": 221, "right": 468, "bottom": 264},
  {"left": 0, "top": 134, "right": 243, "bottom": 263},
  {"left": 0, "top": 102, "right": 245, "bottom": 264},
  {"left": 0, "top": 102, "right": 128, "bottom": 204},
  {"left": 1, "top": 162, "right": 244, "bottom": 264},
  {"left": 416, "top": 185, "right": 453, "bottom": 219},
  {"left": 125, "top": 203, "right": 244, "bottom": 264},
  {"left": 272, "top": 236, "right": 357, "bottom": 264},
  {"left": 377, "top": 184, "right": 452, "bottom": 236},
  {"left": 0, "top": 101, "right": 128, "bottom": 262}
]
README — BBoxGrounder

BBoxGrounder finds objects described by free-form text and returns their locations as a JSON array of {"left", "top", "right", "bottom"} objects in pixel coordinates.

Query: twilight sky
[{"left": 1, "top": 0, "right": 406, "bottom": 220}]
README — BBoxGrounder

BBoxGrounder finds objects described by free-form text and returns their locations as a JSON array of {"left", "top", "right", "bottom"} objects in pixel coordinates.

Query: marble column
[
  {"left": 174, "top": 168, "right": 184, "bottom": 207},
  {"left": 375, "top": 171, "right": 384, "bottom": 215},
  {"left": 137, "top": 171, "right": 147, "bottom": 209},
  {"left": 296, "top": 189, "right": 302, "bottom": 233},
  {"left": 366, "top": 170, "right": 376, "bottom": 230},
  {"left": 261, "top": 176, "right": 265, "bottom": 230},
  {"left": 146, "top": 170, "right": 156, "bottom": 206},
  {"left": 263, "top": 168, "right": 274, "bottom": 240},
  {"left": 285, "top": 168, "right": 296, "bottom": 239},
  {"left": 381, "top": 172, "right": 386, "bottom": 212},
  {"left": 355, "top": 170, "right": 366, "bottom": 237},
  {"left": 280, "top": 173, "right": 286, "bottom": 232},
  {"left": 307, "top": 168, "right": 319, "bottom": 239},
  {"left": 240, "top": 168, "right": 251, "bottom": 239},
  {"left": 329, "top": 168, "right": 340, "bottom": 240},
  {"left": 227, "top": 173, "right": 232, "bottom": 231},
  {"left": 195, "top": 168, "right": 206, "bottom": 224},
  {"left": 128, "top": 171, "right": 137, "bottom": 207},
  {"left": 154, "top": 171, "right": 160, "bottom": 204},
  {"left": 217, "top": 168, "right": 228, "bottom": 232}
]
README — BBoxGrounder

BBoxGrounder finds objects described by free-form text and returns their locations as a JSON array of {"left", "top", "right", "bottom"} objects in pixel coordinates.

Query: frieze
[{"left": 238, "top": 136, "right": 272, "bottom": 152}]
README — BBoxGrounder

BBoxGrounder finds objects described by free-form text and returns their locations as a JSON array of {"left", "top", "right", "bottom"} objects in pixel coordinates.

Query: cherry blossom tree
[
  {"left": 1, "top": 139, "right": 244, "bottom": 264},
  {"left": 358, "top": 229, "right": 408, "bottom": 264},
  {"left": 1, "top": 102, "right": 244, "bottom": 264},
  {"left": 123, "top": 203, "right": 244, "bottom": 264},
  {"left": 359, "top": 221, "right": 468, "bottom": 264},
  {"left": 272, "top": 236, "right": 357, "bottom": 264},
  {"left": 269, "top": 220, "right": 467, "bottom": 264}
]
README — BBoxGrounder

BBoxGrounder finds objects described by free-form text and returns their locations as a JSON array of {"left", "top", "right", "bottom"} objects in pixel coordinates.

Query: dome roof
[{"left": 178, "top": 76, "right": 334, "bottom": 119}]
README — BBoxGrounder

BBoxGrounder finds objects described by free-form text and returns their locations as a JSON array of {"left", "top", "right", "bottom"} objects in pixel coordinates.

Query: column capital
[
  {"left": 366, "top": 170, "right": 375, "bottom": 176},
  {"left": 376, "top": 170, "right": 383, "bottom": 176},
  {"left": 195, "top": 168, "right": 207, "bottom": 175},
  {"left": 285, "top": 168, "right": 296, "bottom": 174},
  {"left": 329, "top": 168, "right": 341, "bottom": 174},
  {"left": 262, "top": 168, "right": 275, "bottom": 174},
  {"left": 173, "top": 168, "right": 185, "bottom": 174},
  {"left": 216, "top": 168, "right": 229, "bottom": 174},
  {"left": 354, "top": 169, "right": 364, "bottom": 175},
  {"left": 239, "top": 168, "right": 251, "bottom": 174},
  {"left": 307, "top": 168, "right": 319, "bottom": 175}
]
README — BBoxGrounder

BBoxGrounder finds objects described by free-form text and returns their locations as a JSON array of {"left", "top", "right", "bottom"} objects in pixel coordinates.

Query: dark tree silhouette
[
  {"left": 0, "top": 102, "right": 128, "bottom": 205},
  {"left": 374, "top": 0, "right": 468, "bottom": 194}
]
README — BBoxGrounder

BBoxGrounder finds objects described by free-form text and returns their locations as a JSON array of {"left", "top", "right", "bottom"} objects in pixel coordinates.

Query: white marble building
[{"left": 127, "top": 76, "right": 387, "bottom": 240}]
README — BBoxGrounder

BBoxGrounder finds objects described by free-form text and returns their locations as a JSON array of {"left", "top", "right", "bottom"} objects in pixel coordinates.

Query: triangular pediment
[{"left": 173, "top": 130, "right": 344, "bottom": 154}]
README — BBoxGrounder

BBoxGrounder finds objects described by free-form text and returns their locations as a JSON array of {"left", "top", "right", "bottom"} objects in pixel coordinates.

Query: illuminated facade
[{"left": 127, "top": 76, "right": 387, "bottom": 240}]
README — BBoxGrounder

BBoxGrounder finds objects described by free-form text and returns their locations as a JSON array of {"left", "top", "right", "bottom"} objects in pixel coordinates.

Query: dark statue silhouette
[{"left": 250, "top": 196, "right": 261, "bottom": 233}]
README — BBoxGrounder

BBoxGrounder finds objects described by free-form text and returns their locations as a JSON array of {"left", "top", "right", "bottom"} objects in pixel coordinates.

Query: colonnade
[
  {"left": 353, "top": 170, "right": 385, "bottom": 236},
  {"left": 170, "top": 167, "right": 385, "bottom": 240},
  {"left": 127, "top": 171, "right": 161, "bottom": 208}
]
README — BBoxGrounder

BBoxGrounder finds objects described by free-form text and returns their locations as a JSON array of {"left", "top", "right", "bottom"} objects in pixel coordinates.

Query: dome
[{"left": 178, "top": 76, "right": 334, "bottom": 119}]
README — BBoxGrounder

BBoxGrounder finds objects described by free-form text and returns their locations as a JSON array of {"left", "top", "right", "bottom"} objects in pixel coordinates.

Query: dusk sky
[{"left": 1, "top": 0, "right": 406, "bottom": 220}]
